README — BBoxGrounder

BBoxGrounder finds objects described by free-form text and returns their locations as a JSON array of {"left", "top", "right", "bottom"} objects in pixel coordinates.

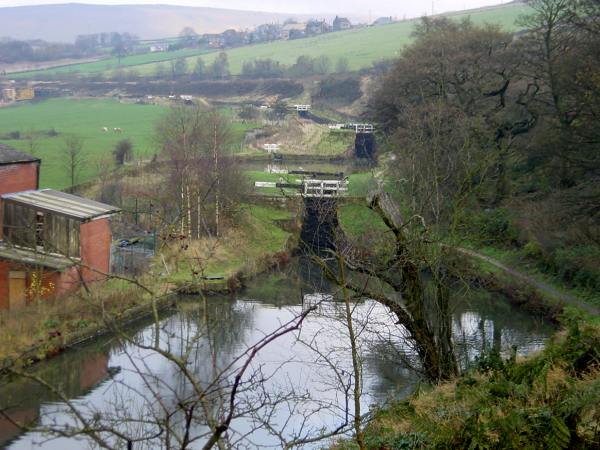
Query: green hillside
[
  {"left": 129, "top": 3, "right": 530, "bottom": 76},
  {"left": 11, "top": 3, "right": 529, "bottom": 79},
  {"left": 11, "top": 47, "right": 212, "bottom": 79}
]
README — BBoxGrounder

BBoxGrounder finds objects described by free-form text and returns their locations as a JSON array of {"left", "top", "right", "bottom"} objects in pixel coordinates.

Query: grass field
[
  {"left": 11, "top": 47, "right": 212, "bottom": 79},
  {"left": 9, "top": 3, "right": 529, "bottom": 80},
  {"left": 0, "top": 98, "right": 166, "bottom": 188},
  {"left": 0, "top": 98, "right": 258, "bottom": 189}
]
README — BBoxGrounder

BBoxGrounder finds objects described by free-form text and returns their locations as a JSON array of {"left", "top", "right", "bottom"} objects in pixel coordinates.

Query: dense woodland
[{"left": 371, "top": 0, "right": 600, "bottom": 296}]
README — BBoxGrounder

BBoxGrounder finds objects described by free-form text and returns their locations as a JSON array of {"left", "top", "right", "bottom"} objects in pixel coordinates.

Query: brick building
[
  {"left": 0, "top": 143, "right": 40, "bottom": 198},
  {"left": 0, "top": 144, "right": 120, "bottom": 310}
]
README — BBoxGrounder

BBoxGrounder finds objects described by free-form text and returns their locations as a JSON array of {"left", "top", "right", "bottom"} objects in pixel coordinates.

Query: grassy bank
[
  {"left": 0, "top": 279, "right": 159, "bottom": 368},
  {"left": 166, "top": 203, "right": 299, "bottom": 290},
  {"left": 466, "top": 245, "right": 600, "bottom": 311},
  {"left": 336, "top": 320, "right": 600, "bottom": 449}
]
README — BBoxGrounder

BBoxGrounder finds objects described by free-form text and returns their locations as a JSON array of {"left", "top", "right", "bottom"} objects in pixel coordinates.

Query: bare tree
[
  {"left": 156, "top": 105, "right": 246, "bottom": 240},
  {"left": 63, "top": 135, "right": 85, "bottom": 189}
]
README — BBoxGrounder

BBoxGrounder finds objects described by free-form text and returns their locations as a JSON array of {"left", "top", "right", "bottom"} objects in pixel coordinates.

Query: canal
[{"left": 1, "top": 258, "right": 554, "bottom": 449}]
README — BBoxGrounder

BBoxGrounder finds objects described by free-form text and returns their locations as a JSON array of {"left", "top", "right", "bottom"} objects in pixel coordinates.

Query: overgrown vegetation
[
  {"left": 370, "top": 0, "right": 600, "bottom": 310},
  {"left": 339, "top": 320, "right": 600, "bottom": 449},
  {"left": 314, "top": 77, "right": 363, "bottom": 105},
  {"left": 0, "top": 279, "right": 152, "bottom": 365},
  {"left": 165, "top": 203, "right": 296, "bottom": 285}
]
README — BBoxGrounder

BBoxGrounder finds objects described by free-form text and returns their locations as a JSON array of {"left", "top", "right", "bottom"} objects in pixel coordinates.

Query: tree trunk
[{"left": 367, "top": 190, "right": 459, "bottom": 382}]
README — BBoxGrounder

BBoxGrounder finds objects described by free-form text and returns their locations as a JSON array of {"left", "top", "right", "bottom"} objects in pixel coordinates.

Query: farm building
[
  {"left": 333, "top": 16, "right": 352, "bottom": 31},
  {"left": 1, "top": 88, "right": 16, "bottom": 103},
  {"left": 1, "top": 86, "right": 35, "bottom": 104},
  {"left": 0, "top": 144, "right": 120, "bottom": 310}
]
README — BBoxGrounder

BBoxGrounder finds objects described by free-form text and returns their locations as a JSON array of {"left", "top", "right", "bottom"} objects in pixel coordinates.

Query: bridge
[
  {"left": 290, "top": 104, "right": 312, "bottom": 118},
  {"left": 329, "top": 123, "right": 376, "bottom": 160},
  {"left": 255, "top": 171, "right": 347, "bottom": 252},
  {"left": 262, "top": 143, "right": 280, "bottom": 154},
  {"left": 339, "top": 123, "right": 375, "bottom": 134},
  {"left": 291, "top": 104, "right": 311, "bottom": 112},
  {"left": 254, "top": 171, "right": 348, "bottom": 198}
]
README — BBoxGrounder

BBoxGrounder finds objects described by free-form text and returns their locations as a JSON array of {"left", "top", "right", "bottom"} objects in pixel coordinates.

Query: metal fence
[{"left": 111, "top": 234, "right": 156, "bottom": 276}]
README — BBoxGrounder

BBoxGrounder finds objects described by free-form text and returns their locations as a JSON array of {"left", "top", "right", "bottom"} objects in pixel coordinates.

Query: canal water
[{"left": 1, "top": 259, "right": 554, "bottom": 449}]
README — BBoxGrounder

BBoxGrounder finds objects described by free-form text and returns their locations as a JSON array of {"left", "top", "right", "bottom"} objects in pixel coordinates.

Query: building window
[
  {"left": 2, "top": 202, "right": 80, "bottom": 258},
  {"left": 36, "top": 211, "right": 45, "bottom": 250}
]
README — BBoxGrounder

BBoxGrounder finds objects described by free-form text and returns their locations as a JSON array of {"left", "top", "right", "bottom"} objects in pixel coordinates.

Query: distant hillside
[
  {"left": 129, "top": 2, "right": 530, "bottom": 75},
  {"left": 9, "top": 2, "right": 529, "bottom": 79},
  {"left": 0, "top": 3, "right": 309, "bottom": 42}
]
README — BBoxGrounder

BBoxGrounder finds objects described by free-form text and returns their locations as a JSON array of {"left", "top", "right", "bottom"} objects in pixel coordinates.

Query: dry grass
[
  {"left": 253, "top": 117, "right": 330, "bottom": 155},
  {"left": 163, "top": 204, "right": 295, "bottom": 284},
  {"left": 0, "top": 280, "right": 151, "bottom": 364}
]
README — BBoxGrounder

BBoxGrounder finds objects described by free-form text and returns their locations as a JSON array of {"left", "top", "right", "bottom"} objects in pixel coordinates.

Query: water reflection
[{"left": 1, "top": 259, "right": 554, "bottom": 449}]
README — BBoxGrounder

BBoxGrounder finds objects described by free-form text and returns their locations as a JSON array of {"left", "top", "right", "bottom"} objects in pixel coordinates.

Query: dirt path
[{"left": 456, "top": 247, "right": 600, "bottom": 316}]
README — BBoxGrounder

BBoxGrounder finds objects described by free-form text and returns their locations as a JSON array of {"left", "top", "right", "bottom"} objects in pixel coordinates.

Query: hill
[
  {"left": 130, "top": 2, "right": 530, "bottom": 76},
  {"left": 9, "top": 2, "right": 529, "bottom": 79},
  {"left": 0, "top": 3, "right": 307, "bottom": 42}
]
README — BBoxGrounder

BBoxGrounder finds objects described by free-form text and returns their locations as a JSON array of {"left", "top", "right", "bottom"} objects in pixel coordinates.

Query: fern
[{"left": 546, "top": 416, "right": 571, "bottom": 450}]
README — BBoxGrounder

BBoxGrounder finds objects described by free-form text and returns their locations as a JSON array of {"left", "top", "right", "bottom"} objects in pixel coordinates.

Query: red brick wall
[
  {"left": 0, "top": 162, "right": 39, "bottom": 240},
  {"left": 0, "top": 218, "right": 112, "bottom": 310},
  {"left": 80, "top": 218, "right": 111, "bottom": 283}
]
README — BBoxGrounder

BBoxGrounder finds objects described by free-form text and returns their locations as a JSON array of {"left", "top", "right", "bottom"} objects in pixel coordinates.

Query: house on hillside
[
  {"left": 203, "top": 34, "right": 226, "bottom": 48},
  {"left": 280, "top": 23, "right": 306, "bottom": 40},
  {"left": 373, "top": 16, "right": 394, "bottom": 26},
  {"left": 222, "top": 29, "right": 249, "bottom": 47},
  {"left": 0, "top": 144, "right": 120, "bottom": 310},
  {"left": 333, "top": 16, "right": 352, "bottom": 31},
  {"left": 305, "top": 20, "right": 332, "bottom": 36},
  {"left": 150, "top": 44, "right": 169, "bottom": 52}
]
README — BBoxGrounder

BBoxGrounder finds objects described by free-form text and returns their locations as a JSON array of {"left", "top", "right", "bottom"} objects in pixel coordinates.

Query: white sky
[{"left": 0, "top": 0, "right": 511, "bottom": 18}]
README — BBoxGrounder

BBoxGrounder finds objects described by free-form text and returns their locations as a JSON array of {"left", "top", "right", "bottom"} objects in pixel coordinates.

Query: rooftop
[
  {"left": 0, "top": 243, "right": 75, "bottom": 271},
  {"left": 2, "top": 189, "right": 121, "bottom": 221},
  {"left": 0, "top": 143, "right": 40, "bottom": 165}
]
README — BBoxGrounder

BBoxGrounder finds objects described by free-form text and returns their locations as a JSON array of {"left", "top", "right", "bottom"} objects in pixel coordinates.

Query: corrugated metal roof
[
  {"left": 1, "top": 189, "right": 121, "bottom": 221},
  {"left": 0, "top": 143, "right": 40, "bottom": 165},
  {"left": 0, "top": 243, "right": 75, "bottom": 271}
]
